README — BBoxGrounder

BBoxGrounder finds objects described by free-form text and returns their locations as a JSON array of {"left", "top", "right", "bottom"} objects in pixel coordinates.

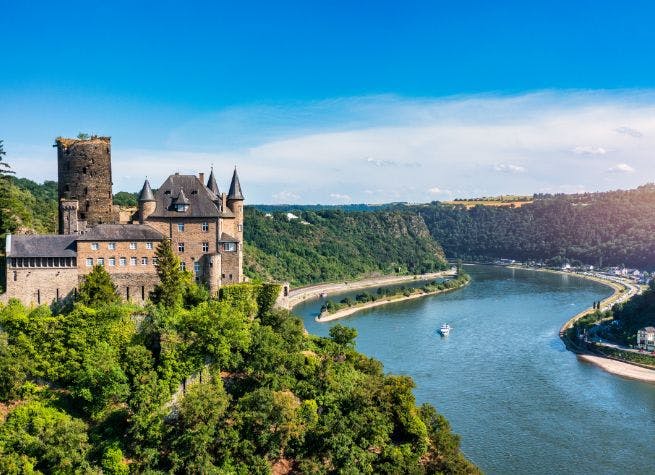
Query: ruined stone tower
[{"left": 56, "top": 136, "right": 114, "bottom": 233}]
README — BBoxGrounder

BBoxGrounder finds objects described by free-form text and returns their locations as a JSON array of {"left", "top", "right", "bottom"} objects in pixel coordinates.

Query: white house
[{"left": 637, "top": 327, "right": 655, "bottom": 351}]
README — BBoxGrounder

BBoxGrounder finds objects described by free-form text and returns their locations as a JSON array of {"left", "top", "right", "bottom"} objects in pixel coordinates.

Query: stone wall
[
  {"left": 4, "top": 261, "right": 78, "bottom": 305},
  {"left": 82, "top": 272, "right": 160, "bottom": 303},
  {"left": 57, "top": 137, "right": 114, "bottom": 230},
  {"left": 219, "top": 245, "right": 242, "bottom": 285}
]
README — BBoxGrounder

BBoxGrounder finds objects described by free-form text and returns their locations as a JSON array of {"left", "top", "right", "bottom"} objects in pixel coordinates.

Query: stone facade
[
  {"left": 56, "top": 136, "right": 114, "bottom": 230},
  {"left": 5, "top": 257, "right": 78, "bottom": 305},
  {"left": 2, "top": 137, "right": 246, "bottom": 306}
]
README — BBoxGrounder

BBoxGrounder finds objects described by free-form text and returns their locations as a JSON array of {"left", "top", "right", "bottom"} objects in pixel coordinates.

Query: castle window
[
  {"left": 108, "top": 242, "right": 116, "bottom": 250},
  {"left": 91, "top": 242, "right": 99, "bottom": 251},
  {"left": 10, "top": 258, "right": 16, "bottom": 268},
  {"left": 178, "top": 242, "right": 185, "bottom": 252},
  {"left": 84, "top": 187, "right": 88, "bottom": 195},
  {"left": 82, "top": 166, "right": 87, "bottom": 174},
  {"left": 202, "top": 242, "right": 209, "bottom": 252},
  {"left": 223, "top": 242, "right": 236, "bottom": 252},
  {"left": 146, "top": 242, "right": 153, "bottom": 250},
  {"left": 130, "top": 257, "right": 137, "bottom": 266},
  {"left": 119, "top": 257, "right": 126, "bottom": 267},
  {"left": 13, "top": 271, "right": 17, "bottom": 282},
  {"left": 141, "top": 257, "right": 148, "bottom": 266},
  {"left": 97, "top": 258, "right": 105, "bottom": 267},
  {"left": 36, "top": 258, "right": 42, "bottom": 268},
  {"left": 238, "top": 224, "right": 243, "bottom": 232},
  {"left": 177, "top": 223, "right": 185, "bottom": 232},
  {"left": 165, "top": 190, "right": 171, "bottom": 195},
  {"left": 194, "top": 261, "right": 201, "bottom": 274},
  {"left": 108, "top": 257, "right": 116, "bottom": 267},
  {"left": 47, "top": 257, "right": 53, "bottom": 267},
  {"left": 130, "top": 242, "right": 137, "bottom": 250},
  {"left": 180, "top": 261, "right": 186, "bottom": 271},
  {"left": 202, "top": 221, "right": 209, "bottom": 232},
  {"left": 176, "top": 204, "right": 189, "bottom": 212},
  {"left": 29, "top": 258, "right": 35, "bottom": 267},
  {"left": 153, "top": 257, "right": 159, "bottom": 266}
]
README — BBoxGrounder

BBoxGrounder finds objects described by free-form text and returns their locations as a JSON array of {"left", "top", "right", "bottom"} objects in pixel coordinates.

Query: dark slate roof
[
  {"left": 8, "top": 234, "right": 77, "bottom": 258},
  {"left": 77, "top": 224, "right": 164, "bottom": 241},
  {"left": 218, "top": 232, "right": 239, "bottom": 242},
  {"left": 138, "top": 180, "right": 156, "bottom": 202},
  {"left": 207, "top": 169, "right": 220, "bottom": 195},
  {"left": 176, "top": 189, "right": 190, "bottom": 205},
  {"left": 227, "top": 168, "right": 244, "bottom": 200},
  {"left": 149, "top": 174, "right": 223, "bottom": 218}
]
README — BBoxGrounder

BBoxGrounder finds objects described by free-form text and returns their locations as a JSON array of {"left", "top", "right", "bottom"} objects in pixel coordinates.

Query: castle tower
[
  {"left": 56, "top": 136, "right": 114, "bottom": 233},
  {"left": 59, "top": 198, "right": 81, "bottom": 234},
  {"left": 227, "top": 167, "right": 244, "bottom": 282},
  {"left": 138, "top": 179, "right": 156, "bottom": 223},
  {"left": 227, "top": 167, "right": 244, "bottom": 241}
]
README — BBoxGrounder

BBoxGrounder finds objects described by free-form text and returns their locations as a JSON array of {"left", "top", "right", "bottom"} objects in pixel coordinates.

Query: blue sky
[{"left": 3, "top": 1, "right": 655, "bottom": 203}]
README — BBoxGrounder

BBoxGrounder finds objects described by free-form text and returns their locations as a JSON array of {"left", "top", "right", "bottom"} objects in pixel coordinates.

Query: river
[{"left": 294, "top": 265, "right": 655, "bottom": 474}]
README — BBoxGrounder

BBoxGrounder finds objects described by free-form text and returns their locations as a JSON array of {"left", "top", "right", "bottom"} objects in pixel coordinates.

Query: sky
[{"left": 2, "top": 0, "right": 655, "bottom": 203}]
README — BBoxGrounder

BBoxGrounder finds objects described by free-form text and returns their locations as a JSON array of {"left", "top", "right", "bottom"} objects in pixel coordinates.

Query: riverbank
[
  {"left": 315, "top": 275, "right": 470, "bottom": 323},
  {"left": 285, "top": 269, "right": 456, "bottom": 309},
  {"left": 511, "top": 267, "right": 655, "bottom": 382},
  {"left": 578, "top": 354, "right": 655, "bottom": 383}
]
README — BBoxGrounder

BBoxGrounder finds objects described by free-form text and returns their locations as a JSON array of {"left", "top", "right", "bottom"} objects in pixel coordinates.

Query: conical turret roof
[
  {"left": 206, "top": 168, "right": 220, "bottom": 195},
  {"left": 138, "top": 179, "right": 156, "bottom": 202},
  {"left": 227, "top": 168, "right": 244, "bottom": 200},
  {"left": 176, "top": 189, "right": 190, "bottom": 205}
]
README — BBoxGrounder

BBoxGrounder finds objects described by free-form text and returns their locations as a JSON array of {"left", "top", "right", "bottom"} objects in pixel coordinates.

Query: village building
[
  {"left": 637, "top": 327, "right": 655, "bottom": 351},
  {"left": 2, "top": 136, "right": 245, "bottom": 305}
]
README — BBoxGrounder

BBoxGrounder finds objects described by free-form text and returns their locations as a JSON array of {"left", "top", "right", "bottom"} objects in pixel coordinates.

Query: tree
[
  {"left": 0, "top": 139, "right": 14, "bottom": 179},
  {"left": 77, "top": 265, "right": 120, "bottom": 307},
  {"left": 329, "top": 324, "right": 358, "bottom": 347},
  {"left": 151, "top": 239, "right": 189, "bottom": 308}
]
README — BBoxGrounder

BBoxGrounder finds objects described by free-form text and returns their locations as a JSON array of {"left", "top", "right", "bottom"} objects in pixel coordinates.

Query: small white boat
[{"left": 439, "top": 323, "right": 451, "bottom": 336}]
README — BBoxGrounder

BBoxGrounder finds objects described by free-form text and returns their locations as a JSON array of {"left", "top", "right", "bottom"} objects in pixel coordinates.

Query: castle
[{"left": 4, "top": 136, "right": 245, "bottom": 305}]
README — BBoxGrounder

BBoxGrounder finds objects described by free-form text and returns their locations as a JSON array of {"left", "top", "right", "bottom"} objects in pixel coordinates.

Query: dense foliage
[
  {"left": 415, "top": 185, "right": 655, "bottom": 269},
  {"left": 244, "top": 208, "right": 447, "bottom": 285},
  {"left": 0, "top": 285, "right": 477, "bottom": 473}
]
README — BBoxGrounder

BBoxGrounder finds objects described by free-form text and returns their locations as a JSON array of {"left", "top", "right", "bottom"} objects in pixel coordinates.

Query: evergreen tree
[
  {"left": 77, "top": 265, "right": 120, "bottom": 307},
  {"left": 0, "top": 140, "right": 14, "bottom": 179},
  {"left": 151, "top": 238, "right": 188, "bottom": 308}
]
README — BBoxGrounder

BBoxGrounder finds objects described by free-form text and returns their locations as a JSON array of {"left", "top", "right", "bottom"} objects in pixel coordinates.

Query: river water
[{"left": 294, "top": 265, "right": 655, "bottom": 474}]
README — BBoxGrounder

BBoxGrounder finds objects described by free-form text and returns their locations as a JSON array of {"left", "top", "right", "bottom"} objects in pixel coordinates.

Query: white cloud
[
  {"left": 8, "top": 90, "right": 655, "bottom": 204},
  {"left": 329, "top": 193, "right": 352, "bottom": 201},
  {"left": 493, "top": 163, "right": 526, "bottom": 174},
  {"left": 615, "top": 126, "right": 643, "bottom": 138},
  {"left": 571, "top": 146, "right": 608, "bottom": 156},
  {"left": 272, "top": 190, "right": 301, "bottom": 202},
  {"left": 607, "top": 163, "right": 635, "bottom": 174}
]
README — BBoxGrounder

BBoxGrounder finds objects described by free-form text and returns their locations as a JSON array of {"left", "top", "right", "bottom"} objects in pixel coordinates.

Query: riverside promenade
[{"left": 284, "top": 268, "right": 457, "bottom": 310}]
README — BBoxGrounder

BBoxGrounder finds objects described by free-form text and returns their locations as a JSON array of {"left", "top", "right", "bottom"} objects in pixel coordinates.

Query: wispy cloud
[
  {"left": 607, "top": 163, "right": 635, "bottom": 174},
  {"left": 615, "top": 126, "right": 643, "bottom": 138},
  {"left": 7, "top": 90, "right": 655, "bottom": 203},
  {"left": 493, "top": 163, "right": 526, "bottom": 173},
  {"left": 571, "top": 146, "right": 608, "bottom": 156}
]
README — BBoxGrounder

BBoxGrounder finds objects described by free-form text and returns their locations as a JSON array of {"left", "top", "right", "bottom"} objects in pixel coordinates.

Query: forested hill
[
  {"left": 243, "top": 208, "right": 447, "bottom": 285},
  {"left": 413, "top": 184, "right": 655, "bottom": 269}
]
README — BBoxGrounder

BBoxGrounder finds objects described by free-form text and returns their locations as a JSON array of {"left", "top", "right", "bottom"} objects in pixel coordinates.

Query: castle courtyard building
[{"left": 3, "top": 136, "right": 245, "bottom": 306}]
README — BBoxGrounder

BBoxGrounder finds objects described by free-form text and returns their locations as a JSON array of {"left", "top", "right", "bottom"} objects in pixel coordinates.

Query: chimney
[{"left": 199, "top": 172, "right": 204, "bottom": 183}]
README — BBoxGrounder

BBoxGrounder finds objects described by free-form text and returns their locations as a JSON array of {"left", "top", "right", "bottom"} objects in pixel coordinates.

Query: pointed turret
[
  {"left": 227, "top": 167, "right": 244, "bottom": 201},
  {"left": 138, "top": 179, "right": 155, "bottom": 202},
  {"left": 138, "top": 179, "right": 156, "bottom": 223},
  {"left": 206, "top": 168, "right": 220, "bottom": 195}
]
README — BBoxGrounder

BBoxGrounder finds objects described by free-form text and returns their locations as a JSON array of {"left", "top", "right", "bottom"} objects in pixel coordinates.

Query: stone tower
[
  {"left": 56, "top": 136, "right": 114, "bottom": 233},
  {"left": 227, "top": 167, "right": 244, "bottom": 282},
  {"left": 137, "top": 179, "right": 156, "bottom": 223}
]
